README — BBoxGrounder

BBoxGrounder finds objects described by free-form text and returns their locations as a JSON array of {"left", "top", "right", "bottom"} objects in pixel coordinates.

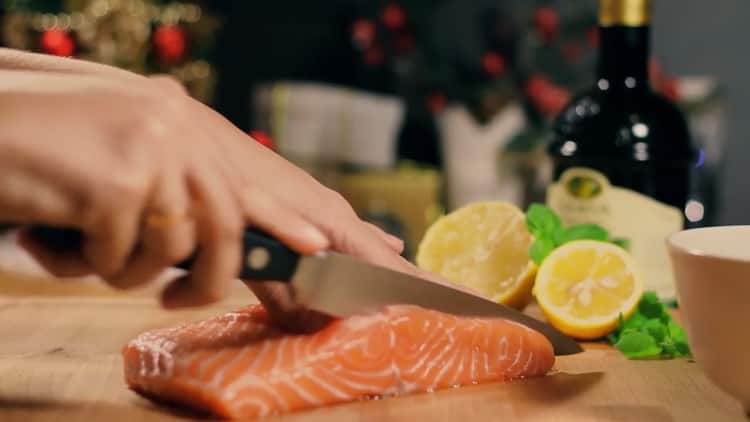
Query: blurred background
[{"left": 0, "top": 0, "right": 746, "bottom": 259}]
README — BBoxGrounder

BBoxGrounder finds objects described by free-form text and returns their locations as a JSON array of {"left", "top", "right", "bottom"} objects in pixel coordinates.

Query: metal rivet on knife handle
[{"left": 247, "top": 247, "right": 271, "bottom": 270}]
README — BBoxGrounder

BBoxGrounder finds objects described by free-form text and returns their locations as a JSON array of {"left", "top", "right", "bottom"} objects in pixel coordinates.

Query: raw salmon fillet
[{"left": 123, "top": 305, "right": 555, "bottom": 419}]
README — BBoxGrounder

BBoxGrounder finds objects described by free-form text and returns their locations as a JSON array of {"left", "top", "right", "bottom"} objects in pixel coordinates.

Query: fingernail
[{"left": 305, "top": 226, "right": 329, "bottom": 250}]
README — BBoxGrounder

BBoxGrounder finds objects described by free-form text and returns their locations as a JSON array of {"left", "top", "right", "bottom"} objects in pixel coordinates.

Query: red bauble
[
  {"left": 40, "top": 29, "right": 75, "bottom": 57},
  {"left": 249, "top": 130, "right": 275, "bottom": 150},
  {"left": 426, "top": 92, "right": 447, "bottom": 114},
  {"left": 351, "top": 19, "right": 376, "bottom": 48},
  {"left": 587, "top": 26, "right": 600, "bottom": 48},
  {"left": 534, "top": 6, "right": 560, "bottom": 43},
  {"left": 393, "top": 34, "right": 415, "bottom": 55},
  {"left": 481, "top": 52, "right": 506, "bottom": 76},
  {"left": 562, "top": 42, "right": 583, "bottom": 63},
  {"left": 363, "top": 46, "right": 385, "bottom": 66},
  {"left": 153, "top": 25, "right": 187, "bottom": 64},
  {"left": 381, "top": 4, "right": 407, "bottom": 30},
  {"left": 524, "top": 75, "right": 571, "bottom": 117}
]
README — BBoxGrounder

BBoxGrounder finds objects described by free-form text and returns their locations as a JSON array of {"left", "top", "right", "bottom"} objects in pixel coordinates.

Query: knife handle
[{"left": 22, "top": 225, "right": 301, "bottom": 282}]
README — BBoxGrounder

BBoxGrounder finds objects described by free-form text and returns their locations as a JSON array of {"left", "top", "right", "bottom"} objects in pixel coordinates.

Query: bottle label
[{"left": 547, "top": 167, "right": 684, "bottom": 300}]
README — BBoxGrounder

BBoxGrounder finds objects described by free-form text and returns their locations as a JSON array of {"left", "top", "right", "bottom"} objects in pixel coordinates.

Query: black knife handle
[{"left": 23, "top": 225, "right": 301, "bottom": 282}]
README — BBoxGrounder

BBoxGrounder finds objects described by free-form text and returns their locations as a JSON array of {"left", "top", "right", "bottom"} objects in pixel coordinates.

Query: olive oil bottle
[{"left": 546, "top": 0, "right": 694, "bottom": 299}]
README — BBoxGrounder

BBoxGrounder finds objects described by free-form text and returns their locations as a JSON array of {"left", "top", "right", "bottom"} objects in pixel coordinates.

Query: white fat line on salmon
[
  {"left": 278, "top": 373, "right": 323, "bottom": 405},
  {"left": 318, "top": 364, "right": 395, "bottom": 394},
  {"left": 497, "top": 335, "right": 509, "bottom": 360},
  {"left": 403, "top": 322, "right": 448, "bottom": 375},
  {"left": 505, "top": 333, "right": 525, "bottom": 374},
  {"left": 234, "top": 396, "right": 272, "bottom": 419},
  {"left": 415, "top": 331, "right": 454, "bottom": 380},
  {"left": 448, "top": 347, "right": 468, "bottom": 387},
  {"left": 132, "top": 336, "right": 178, "bottom": 377},
  {"left": 210, "top": 345, "right": 262, "bottom": 389},
  {"left": 298, "top": 367, "right": 350, "bottom": 400},
  {"left": 429, "top": 346, "right": 461, "bottom": 391},
  {"left": 519, "top": 347, "right": 535, "bottom": 375},
  {"left": 223, "top": 374, "right": 288, "bottom": 411}
]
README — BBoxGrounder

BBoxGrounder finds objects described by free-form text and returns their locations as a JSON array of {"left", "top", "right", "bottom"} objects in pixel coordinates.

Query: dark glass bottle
[{"left": 548, "top": 0, "right": 694, "bottom": 212}]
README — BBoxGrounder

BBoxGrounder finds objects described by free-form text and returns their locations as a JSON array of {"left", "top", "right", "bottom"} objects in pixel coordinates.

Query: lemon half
[
  {"left": 415, "top": 201, "right": 536, "bottom": 309},
  {"left": 534, "top": 240, "right": 644, "bottom": 339}
]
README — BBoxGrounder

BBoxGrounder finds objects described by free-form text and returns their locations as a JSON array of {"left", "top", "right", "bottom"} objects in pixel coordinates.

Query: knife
[{"left": 25, "top": 225, "right": 583, "bottom": 355}]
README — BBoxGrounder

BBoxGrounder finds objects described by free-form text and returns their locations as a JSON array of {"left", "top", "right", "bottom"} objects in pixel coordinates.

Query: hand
[{"left": 0, "top": 49, "right": 410, "bottom": 313}]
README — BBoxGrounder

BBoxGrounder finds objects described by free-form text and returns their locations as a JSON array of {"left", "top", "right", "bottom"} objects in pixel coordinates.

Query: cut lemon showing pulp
[
  {"left": 534, "top": 240, "right": 644, "bottom": 340},
  {"left": 415, "top": 201, "right": 536, "bottom": 310}
]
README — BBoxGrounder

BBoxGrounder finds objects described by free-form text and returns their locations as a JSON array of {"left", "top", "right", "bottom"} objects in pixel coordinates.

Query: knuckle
[
  {"left": 321, "top": 188, "right": 357, "bottom": 218},
  {"left": 107, "top": 167, "right": 150, "bottom": 205},
  {"left": 149, "top": 75, "right": 188, "bottom": 96},
  {"left": 214, "top": 215, "right": 243, "bottom": 241},
  {"left": 161, "top": 237, "right": 194, "bottom": 264}
]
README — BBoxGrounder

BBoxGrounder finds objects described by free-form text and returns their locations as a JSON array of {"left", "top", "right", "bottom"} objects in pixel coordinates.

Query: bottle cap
[{"left": 599, "top": 0, "right": 652, "bottom": 27}]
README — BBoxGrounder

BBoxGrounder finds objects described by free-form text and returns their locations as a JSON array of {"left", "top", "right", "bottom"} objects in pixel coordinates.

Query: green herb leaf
[
  {"left": 615, "top": 331, "right": 663, "bottom": 359},
  {"left": 529, "top": 237, "right": 555, "bottom": 265},
  {"left": 643, "top": 318, "right": 667, "bottom": 342},
  {"left": 526, "top": 203, "right": 562, "bottom": 238},
  {"left": 554, "top": 224, "right": 609, "bottom": 246},
  {"left": 612, "top": 237, "right": 631, "bottom": 250},
  {"left": 638, "top": 291, "right": 665, "bottom": 319},
  {"left": 608, "top": 292, "right": 692, "bottom": 359}
]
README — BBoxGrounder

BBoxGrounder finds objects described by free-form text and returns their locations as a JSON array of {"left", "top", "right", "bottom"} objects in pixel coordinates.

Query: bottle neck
[{"left": 596, "top": 25, "right": 651, "bottom": 95}]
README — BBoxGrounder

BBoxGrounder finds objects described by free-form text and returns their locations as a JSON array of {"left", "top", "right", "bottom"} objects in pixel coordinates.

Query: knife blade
[
  {"left": 232, "top": 229, "right": 582, "bottom": 356},
  {"left": 23, "top": 225, "right": 583, "bottom": 355}
]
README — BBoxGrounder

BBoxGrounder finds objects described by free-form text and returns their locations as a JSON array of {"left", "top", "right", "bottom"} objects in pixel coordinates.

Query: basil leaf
[
  {"left": 638, "top": 291, "right": 665, "bottom": 319},
  {"left": 526, "top": 203, "right": 562, "bottom": 238},
  {"left": 612, "top": 237, "right": 631, "bottom": 250},
  {"left": 554, "top": 224, "right": 609, "bottom": 245},
  {"left": 644, "top": 318, "right": 667, "bottom": 342},
  {"left": 529, "top": 237, "right": 555, "bottom": 265},
  {"left": 615, "top": 331, "right": 663, "bottom": 359}
]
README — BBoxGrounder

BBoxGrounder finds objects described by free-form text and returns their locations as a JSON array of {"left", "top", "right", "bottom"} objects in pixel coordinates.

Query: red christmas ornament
[
  {"left": 381, "top": 4, "right": 407, "bottom": 30},
  {"left": 534, "top": 6, "right": 560, "bottom": 43},
  {"left": 649, "top": 59, "right": 680, "bottom": 102},
  {"left": 562, "top": 42, "right": 583, "bottom": 63},
  {"left": 587, "top": 26, "right": 600, "bottom": 48},
  {"left": 481, "top": 52, "right": 506, "bottom": 76},
  {"left": 393, "top": 34, "right": 415, "bottom": 55},
  {"left": 426, "top": 92, "right": 447, "bottom": 114},
  {"left": 153, "top": 25, "right": 187, "bottom": 64},
  {"left": 249, "top": 130, "right": 275, "bottom": 150},
  {"left": 351, "top": 19, "right": 376, "bottom": 48},
  {"left": 40, "top": 29, "right": 75, "bottom": 57},
  {"left": 524, "top": 75, "right": 571, "bottom": 117},
  {"left": 363, "top": 45, "right": 385, "bottom": 66}
]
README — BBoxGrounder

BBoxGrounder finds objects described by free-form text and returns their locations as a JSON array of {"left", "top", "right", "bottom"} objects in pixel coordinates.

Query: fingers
[
  {"left": 161, "top": 166, "right": 243, "bottom": 309},
  {"left": 17, "top": 228, "right": 91, "bottom": 278},
  {"left": 106, "top": 167, "right": 196, "bottom": 290},
  {"left": 364, "top": 222, "right": 404, "bottom": 254},
  {"left": 78, "top": 141, "right": 154, "bottom": 278},
  {"left": 236, "top": 185, "right": 329, "bottom": 255}
]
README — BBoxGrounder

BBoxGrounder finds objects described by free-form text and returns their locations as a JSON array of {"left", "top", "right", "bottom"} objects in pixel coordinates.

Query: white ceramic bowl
[{"left": 667, "top": 225, "right": 750, "bottom": 414}]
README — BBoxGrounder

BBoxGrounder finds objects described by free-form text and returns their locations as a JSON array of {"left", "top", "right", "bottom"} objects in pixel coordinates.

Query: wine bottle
[{"left": 546, "top": 0, "right": 694, "bottom": 299}]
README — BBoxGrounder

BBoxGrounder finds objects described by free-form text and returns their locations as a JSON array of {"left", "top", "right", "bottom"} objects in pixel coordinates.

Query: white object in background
[
  {"left": 257, "top": 82, "right": 404, "bottom": 170},
  {"left": 437, "top": 103, "right": 527, "bottom": 210},
  {"left": 344, "top": 90, "right": 405, "bottom": 169}
]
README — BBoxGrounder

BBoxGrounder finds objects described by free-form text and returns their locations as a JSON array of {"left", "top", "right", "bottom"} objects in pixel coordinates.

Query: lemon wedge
[
  {"left": 534, "top": 240, "right": 644, "bottom": 339},
  {"left": 415, "top": 201, "right": 536, "bottom": 310}
]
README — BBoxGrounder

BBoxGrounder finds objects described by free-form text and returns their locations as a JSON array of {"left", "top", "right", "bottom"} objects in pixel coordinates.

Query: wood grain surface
[{"left": 0, "top": 267, "right": 747, "bottom": 421}]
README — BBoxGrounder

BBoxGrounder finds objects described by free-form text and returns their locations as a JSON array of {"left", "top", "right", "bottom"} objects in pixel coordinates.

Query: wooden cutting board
[{"left": 0, "top": 271, "right": 747, "bottom": 422}]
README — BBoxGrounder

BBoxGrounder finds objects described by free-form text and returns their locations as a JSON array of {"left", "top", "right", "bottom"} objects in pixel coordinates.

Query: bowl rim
[{"left": 667, "top": 225, "right": 750, "bottom": 264}]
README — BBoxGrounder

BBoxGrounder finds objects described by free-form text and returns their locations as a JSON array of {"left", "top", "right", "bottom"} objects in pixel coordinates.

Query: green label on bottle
[{"left": 547, "top": 167, "right": 684, "bottom": 300}]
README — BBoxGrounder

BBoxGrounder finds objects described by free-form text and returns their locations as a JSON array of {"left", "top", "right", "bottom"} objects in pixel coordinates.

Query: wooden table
[{"left": 0, "top": 268, "right": 747, "bottom": 422}]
